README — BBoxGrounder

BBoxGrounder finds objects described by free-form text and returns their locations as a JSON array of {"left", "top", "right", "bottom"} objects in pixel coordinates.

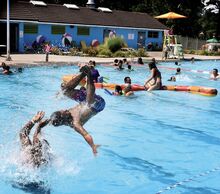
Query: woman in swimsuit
[{"left": 144, "top": 62, "right": 162, "bottom": 91}]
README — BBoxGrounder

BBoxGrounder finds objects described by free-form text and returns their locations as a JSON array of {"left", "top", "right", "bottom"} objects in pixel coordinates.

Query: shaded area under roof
[{"left": 0, "top": 1, "right": 167, "bottom": 30}]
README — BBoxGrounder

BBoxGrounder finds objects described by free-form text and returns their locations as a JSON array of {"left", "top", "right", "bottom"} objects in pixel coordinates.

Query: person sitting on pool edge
[
  {"left": 49, "top": 64, "right": 105, "bottom": 155},
  {"left": 144, "top": 61, "right": 162, "bottom": 91},
  {"left": 210, "top": 68, "right": 220, "bottom": 80},
  {"left": 123, "top": 76, "right": 134, "bottom": 96},
  {"left": 19, "top": 111, "right": 51, "bottom": 167}
]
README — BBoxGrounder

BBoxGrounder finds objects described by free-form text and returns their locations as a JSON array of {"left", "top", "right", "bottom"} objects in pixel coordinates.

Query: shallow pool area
[{"left": 0, "top": 60, "right": 220, "bottom": 194}]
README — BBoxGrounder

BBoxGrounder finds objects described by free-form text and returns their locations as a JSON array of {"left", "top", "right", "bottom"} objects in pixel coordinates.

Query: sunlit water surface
[{"left": 0, "top": 60, "right": 220, "bottom": 194}]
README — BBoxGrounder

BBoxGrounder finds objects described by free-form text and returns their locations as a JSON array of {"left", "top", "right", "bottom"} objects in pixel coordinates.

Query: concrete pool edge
[{"left": 1, "top": 52, "right": 220, "bottom": 68}]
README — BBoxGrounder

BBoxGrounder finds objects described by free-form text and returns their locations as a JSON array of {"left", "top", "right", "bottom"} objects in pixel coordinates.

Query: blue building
[{"left": 0, "top": 1, "right": 167, "bottom": 53}]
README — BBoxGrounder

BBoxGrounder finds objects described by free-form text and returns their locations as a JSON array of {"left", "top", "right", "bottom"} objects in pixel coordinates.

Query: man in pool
[
  {"left": 49, "top": 64, "right": 105, "bottom": 155},
  {"left": 123, "top": 76, "right": 134, "bottom": 96},
  {"left": 210, "top": 68, "right": 220, "bottom": 80},
  {"left": 20, "top": 111, "right": 51, "bottom": 167}
]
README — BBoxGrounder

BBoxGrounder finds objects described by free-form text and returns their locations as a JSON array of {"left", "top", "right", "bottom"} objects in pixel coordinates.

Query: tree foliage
[{"left": 9, "top": 0, "right": 220, "bottom": 38}]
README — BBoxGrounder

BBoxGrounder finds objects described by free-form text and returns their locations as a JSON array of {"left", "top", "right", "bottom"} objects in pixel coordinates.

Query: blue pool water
[{"left": 0, "top": 60, "right": 220, "bottom": 194}]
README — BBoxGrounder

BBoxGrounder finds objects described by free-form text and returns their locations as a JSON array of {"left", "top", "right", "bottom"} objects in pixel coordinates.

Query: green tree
[
  {"left": 10, "top": 0, "right": 219, "bottom": 38},
  {"left": 202, "top": 0, "right": 220, "bottom": 38}
]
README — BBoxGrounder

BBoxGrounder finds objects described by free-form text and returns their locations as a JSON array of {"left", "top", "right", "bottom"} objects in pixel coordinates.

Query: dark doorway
[
  {"left": 0, "top": 22, "right": 19, "bottom": 54},
  {"left": 137, "top": 31, "right": 146, "bottom": 48},
  {"left": 103, "top": 29, "right": 110, "bottom": 42}
]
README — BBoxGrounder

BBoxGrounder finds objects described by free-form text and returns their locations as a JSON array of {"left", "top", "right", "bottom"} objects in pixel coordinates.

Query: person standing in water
[
  {"left": 49, "top": 64, "right": 105, "bottom": 155},
  {"left": 144, "top": 62, "right": 162, "bottom": 91}
]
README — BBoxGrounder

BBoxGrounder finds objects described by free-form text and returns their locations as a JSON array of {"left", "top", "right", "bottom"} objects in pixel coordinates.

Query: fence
[{"left": 176, "top": 36, "right": 206, "bottom": 50}]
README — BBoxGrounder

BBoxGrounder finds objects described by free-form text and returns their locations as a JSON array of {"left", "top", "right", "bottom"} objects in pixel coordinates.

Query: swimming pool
[{"left": 0, "top": 60, "right": 220, "bottom": 194}]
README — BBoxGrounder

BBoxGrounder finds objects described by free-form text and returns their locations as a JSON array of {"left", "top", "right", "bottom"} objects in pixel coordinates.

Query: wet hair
[
  {"left": 148, "top": 62, "right": 157, "bottom": 70},
  {"left": 123, "top": 58, "right": 127, "bottom": 63},
  {"left": 175, "top": 61, "right": 178, "bottom": 65},
  {"left": 128, "top": 64, "right": 131, "bottom": 69},
  {"left": 18, "top": 67, "right": 23, "bottom": 72},
  {"left": 92, "top": 61, "right": 96, "bottom": 66},
  {"left": 176, "top": 67, "right": 181, "bottom": 73},
  {"left": 137, "top": 57, "right": 144, "bottom": 64},
  {"left": 4, "top": 66, "right": 10, "bottom": 71},
  {"left": 152, "top": 58, "right": 156, "bottom": 62},
  {"left": 1, "top": 62, "right": 7, "bottom": 68},
  {"left": 168, "top": 76, "right": 176, "bottom": 82},
  {"left": 115, "top": 85, "right": 122, "bottom": 93},
  {"left": 124, "top": 76, "right": 131, "bottom": 83},
  {"left": 213, "top": 68, "right": 218, "bottom": 73},
  {"left": 50, "top": 111, "right": 72, "bottom": 126},
  {"left": 114, "top": 59, "right": 118, "bottom": 63}
]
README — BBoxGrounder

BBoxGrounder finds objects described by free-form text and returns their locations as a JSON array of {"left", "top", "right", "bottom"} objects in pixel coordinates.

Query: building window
[
  {"left": 128, "top": 33, "right": 134, "bottom": 40},
  {"left": 24, "top": 24, "right": 38, "bottom": 34},
  {"left": 148, "top": 31, "right": 159, "bottom": 38},
  {"left": 51, "top": 25, "right": 65, "bottom": 34},
  {"left": 77, "top": 27, "right": 90, "bottom": 36}
]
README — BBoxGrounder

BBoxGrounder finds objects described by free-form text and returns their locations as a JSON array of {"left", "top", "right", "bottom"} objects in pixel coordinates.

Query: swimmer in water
[
  {"left": 49, "top": 64, "right": 105, "bottom": 155},
  {"left": 167, "top": 76, "right": 176, "bottom": 82},
  {"left": 210, "top": 68, "right": 220, "bottom": 80},
  {"left": 19, "top": 111, "right": 51, "bottom": 167},
  {"left": 123, "top": 77, "right": 134, "bottom": 96},
  {"left": 113, "top": 85, "right": 123, "bottom": 96},
  {"left": 176, "top": 67, "right": 181, "bottom": 75},
  {"left": 116, "top": 60, "right": 124, "bottom": 70}
]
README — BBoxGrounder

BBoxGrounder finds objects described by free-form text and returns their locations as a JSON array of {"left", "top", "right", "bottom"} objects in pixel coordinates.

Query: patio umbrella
[
  {"left": 155, "top": 12, "right": 186, "bottom": 19},
  {"left": 206, "top": 38, "right": 219, "bottom": 43}
]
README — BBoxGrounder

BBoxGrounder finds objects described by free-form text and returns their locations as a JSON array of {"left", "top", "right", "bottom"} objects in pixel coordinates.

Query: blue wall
[{"left": 18, "top": 22, "right": 163, "bottom": 52}]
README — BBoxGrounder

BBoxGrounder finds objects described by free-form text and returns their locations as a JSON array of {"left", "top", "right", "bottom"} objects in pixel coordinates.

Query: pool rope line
[{"left": 156, "top": 166, "right": 220, "bottom": 194}]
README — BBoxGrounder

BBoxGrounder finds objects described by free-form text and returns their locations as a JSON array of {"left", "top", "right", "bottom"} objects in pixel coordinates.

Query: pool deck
[{"left": 0, "top": 52, "right": 220, "bottom": 67}]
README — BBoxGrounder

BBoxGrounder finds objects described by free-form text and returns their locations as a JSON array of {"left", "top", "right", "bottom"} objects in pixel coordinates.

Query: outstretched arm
[
  {"left": 62, "top": 71, "right": 86, "bottom": 92},
  {"left": 73, "top": 123, "right": 99, "bottom": 155},
  {"left": 62, "top": 71, "right": 87, "bottom": 99},
  {"left": 33, "top": 119, "right": 50, "bottom": 145},
  {"left": 20, "top": 111, "right": 45, "bottom": 148}
]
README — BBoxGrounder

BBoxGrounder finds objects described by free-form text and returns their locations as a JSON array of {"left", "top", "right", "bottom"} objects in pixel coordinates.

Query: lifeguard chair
[{"left": 163, "top": 30, "right": 184, "bottom": 59}]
